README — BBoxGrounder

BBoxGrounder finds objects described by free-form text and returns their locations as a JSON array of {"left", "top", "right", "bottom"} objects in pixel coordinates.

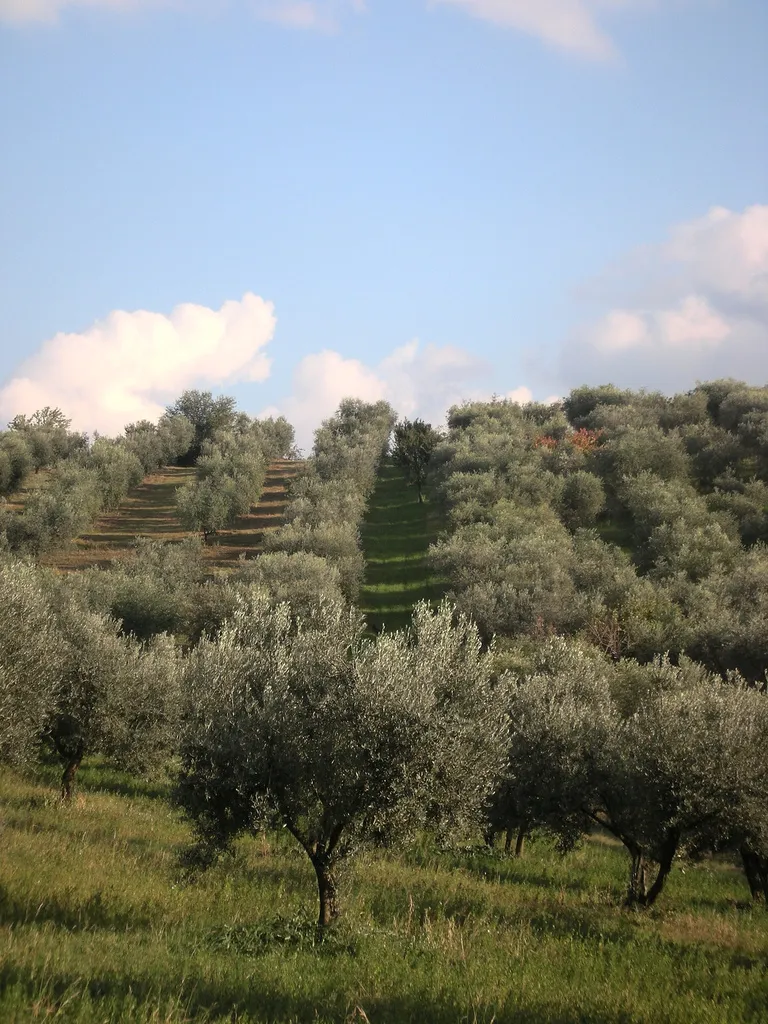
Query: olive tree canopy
[{"left": 175, "top": 599, "right": 509, "bottom": 930}]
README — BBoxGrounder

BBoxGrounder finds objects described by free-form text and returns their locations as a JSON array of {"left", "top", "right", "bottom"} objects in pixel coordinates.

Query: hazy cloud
[
  {"left": 430, "top": 0, "right": 621, "bottom": 59},
  {"left": 2, "top": 0, "right": 693, "bottom": 54},
  {"left": 0, "top": 0, "right": 364, "bottom": 28},
  {"left": 0, "top": 0, "right": 168, "bottom": 21},
  {"left": 562, "top": 205, "right": 768, "bottom": 391},
  {"left": 0, "top": 293, "right": 276, "bottom": 435},
  {"left": 273, "top": 339, "right": 491, "bottom": 451}
]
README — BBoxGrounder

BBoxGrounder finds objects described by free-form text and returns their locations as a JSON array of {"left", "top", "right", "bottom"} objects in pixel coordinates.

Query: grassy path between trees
[
  {"left": 1, "top": 763, "right": 766, "bottom": 1023},
  {"left": 359, "top": 460, "right": 447, "bottom": 632}
]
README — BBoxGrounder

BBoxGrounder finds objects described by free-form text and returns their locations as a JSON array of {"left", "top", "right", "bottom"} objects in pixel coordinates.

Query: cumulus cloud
[
  {"left": 507, "top": 385, "right": 534, "bottom": 403},
  {"left": 562, "top": 205, "right": 768, "bottom": 391},
  {"left": 273, "top": 339, "right": 491, "bottom": 451},
  {"left": 0, "top": 292, "right": 276, "bottom": 435}
]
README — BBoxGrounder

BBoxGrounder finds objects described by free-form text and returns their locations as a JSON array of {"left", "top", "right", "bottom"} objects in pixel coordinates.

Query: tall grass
[{"left": 1, "top": 762, "right": 766, "bottom": 1023}]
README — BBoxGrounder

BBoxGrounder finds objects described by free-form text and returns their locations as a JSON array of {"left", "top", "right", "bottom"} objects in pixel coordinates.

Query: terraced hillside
[{"left": 40, "top": 460, "right": 300, "bottom": 572}]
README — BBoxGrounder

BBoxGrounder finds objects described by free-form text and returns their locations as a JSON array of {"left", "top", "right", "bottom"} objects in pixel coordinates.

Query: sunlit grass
[
  {"left": 359, "top": 460, "right": 447, "bottom": 632},
  {"left": 1, "top": 763, "right": 766, "bottom": 1023}
]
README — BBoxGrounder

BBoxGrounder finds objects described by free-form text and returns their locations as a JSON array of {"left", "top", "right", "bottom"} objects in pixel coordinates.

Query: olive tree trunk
[
  {"left": 61, "top": 755, "right": 82, "bottom": 802},
  {"left": 311, "top": 855, "right": 340, "bottom": 934},
  {"left": 624, "top": 833, "right": 678, "bottom": 908},
  {"left": 741, "top": 847, "right": 768, "bottom": 903}
]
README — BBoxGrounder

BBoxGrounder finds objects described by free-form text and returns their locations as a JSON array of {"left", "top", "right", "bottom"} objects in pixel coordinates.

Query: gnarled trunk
[
  {"left": 626, "top": 845, "right": 648, "bottom": 907},
  {"left": 311, "top": 855, "right": 340, "bottom": 934},
  {"left": 61, "top": 755, "right": 82, "bottom": 802},
  {"left": 741, "top": 847, "right": 768, "bottom": 903},
  {"left": 515, "top": 826, "right": 526, "bottom": 859},
  {"left": 643, "top": 832, "right": 678, "bottom": 908},
  {"left": 624, "top": 832, "right": 678, "bottom": 908}
]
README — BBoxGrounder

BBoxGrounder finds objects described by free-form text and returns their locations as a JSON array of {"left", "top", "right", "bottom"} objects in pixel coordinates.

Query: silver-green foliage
[
  {"left": 176, "top": 599, "right": 509, "bottom": 927},
  {"left": 47, "top": 596, "right": 182, "bottom": 796},
  {"left": 232, "top": 550, "right": 345, "bottom": 619},
  {"left": 496, "top": 639, "right": 768, "bottom": 906},
  {"left": 265, "top": 399, "right": 395, "bottom": 605},
  {"left": 175, "top": 432, "right": 267, "bottom": 539},
  {"left": 0, "top": 559, "right": 62, "bottom": 766}
]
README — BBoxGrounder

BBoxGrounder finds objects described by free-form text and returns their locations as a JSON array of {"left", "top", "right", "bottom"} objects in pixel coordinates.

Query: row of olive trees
[
  {"left": 165, "top": 390, "right": 296, "bottom": 466},
  {"left": 0, "top": 437, "right": 149, "bottom": 554},
  {"left": 262, "top": 399, "right": 396, "bottom": 602},
  {"left": 428, "top": 387, "right": 768, "bottom": 684},
  {"left": 173, "top": 394, "right": 295, "bottom": 541},
  {"left": 487, "top": 639, "right": 768, "bottom": 906},
  {"left": 0, "top": 405, "right": 200, "bottom": 555},
  {"left": 2, "top": 547, "right": 766, "bottom": 925},
  {"left": 0, "top": 546, "right": 508, "bottom": 929},
  {"left": 0, "top": 408, "right": 88, "bottom": 497},
  {"left": 0, "top": 555, "right": 180, "bottom": 799}
]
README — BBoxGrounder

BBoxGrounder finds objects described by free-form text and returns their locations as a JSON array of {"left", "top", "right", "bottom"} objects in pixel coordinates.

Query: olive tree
[
  {"left": 176, "top": 599, "right": 509, "bottom": 931},
  {"left": 496, "top": 642, "right": 768, "bottom": 907},
  {"left": 391, "top": 418, "right": 442, "bottom": 502},
  {"left": 262, "top": 520, "right": 364, "bottom": 603},
  {"left": 46, "top": 597, "right": 181, "bottom": 799},
  {"left": 166, "top": 390, "right": 237, "bottom": 463},
  {"left": 0, "top": 558, "right": 62, "bottom": 767},
  {"left": 76, "top": 538, "right": 208, "bottom": 642},
  {"left": 557, "top": 471, "right": 605, "bottom": 531},
  {"left": 232, "top": 551, "right": 345, "bottom": 618}
]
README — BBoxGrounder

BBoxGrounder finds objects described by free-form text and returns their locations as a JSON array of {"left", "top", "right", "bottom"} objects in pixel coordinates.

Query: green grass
[
  {"left": 359, "top": 461, "right": 447, "bottom": 632},
  {"left": 3, "top": 463, "right": 767, "bottom": 1022},
  {"left": 1, "top": 763, "right": 767, "bottom": 1023}
]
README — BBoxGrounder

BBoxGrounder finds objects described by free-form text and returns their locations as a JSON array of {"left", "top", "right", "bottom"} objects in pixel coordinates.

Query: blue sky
[{"left": 1, "top": 0, "right": 766, "bottom": 447}]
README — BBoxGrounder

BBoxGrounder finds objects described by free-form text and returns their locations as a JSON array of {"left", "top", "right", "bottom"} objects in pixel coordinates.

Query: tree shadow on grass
[
  {"left": 0, "top": 961, "right": 633, "bottom": 1024},
  {"left": 0, "top": 888, "right": 155, "bottom": 935}
]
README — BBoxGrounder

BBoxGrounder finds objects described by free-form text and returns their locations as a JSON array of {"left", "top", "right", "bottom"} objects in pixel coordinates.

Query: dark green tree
[
  {"left": 391, "top": 418, "right": 442, "bottom": 502},
  {"left": 165, "top": 390, "right": 237, "bottom": 463}
]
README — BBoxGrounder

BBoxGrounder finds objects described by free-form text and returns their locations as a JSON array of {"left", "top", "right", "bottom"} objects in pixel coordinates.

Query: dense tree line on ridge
[{"left": 0, "top": 382, "right": 767, "bottom": 929}]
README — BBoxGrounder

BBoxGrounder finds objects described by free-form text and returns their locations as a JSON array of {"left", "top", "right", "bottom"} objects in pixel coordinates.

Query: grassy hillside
[
  {"left": 359, "top": 460, "right": 447, "bottom": 632},
  {"left": 3, "top": 455, "right": 767, "bottom": 1023},
  {"left": 1, "top": 763, "right": 766, "bottom": 1023},
  {"left": 39, "top": 460, "right": 299, "bottom": 572}
]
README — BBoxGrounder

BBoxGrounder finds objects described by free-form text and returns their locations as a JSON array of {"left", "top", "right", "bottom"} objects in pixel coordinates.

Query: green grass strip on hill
[{"left": 359, "top": 460, "right": 447, "bottom": 633}]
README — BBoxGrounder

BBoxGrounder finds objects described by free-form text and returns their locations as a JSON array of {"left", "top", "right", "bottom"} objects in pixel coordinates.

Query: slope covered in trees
[
  {"left": 0, "top": 392, "right": 296, "bottom": 568},
  {"left": 0, "top": 385, "right": 767, "bottom": 1022}
]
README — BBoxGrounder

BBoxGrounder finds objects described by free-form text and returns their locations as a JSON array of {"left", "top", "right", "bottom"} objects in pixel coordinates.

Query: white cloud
[
  {"left": 0, "top": 292, "right": 276, "bottom": 435},
  {"left": 507, "top": 385, "right": 534, "bottom": 404},
  {"left": 251, "top": 0, "right": 364, "bottom": 31},
  {"left": 276, "top": 339, "right": 490, "bottom": 451},
  {"left": 562, "top": 204, "right": 768, "bottom": 391}
]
